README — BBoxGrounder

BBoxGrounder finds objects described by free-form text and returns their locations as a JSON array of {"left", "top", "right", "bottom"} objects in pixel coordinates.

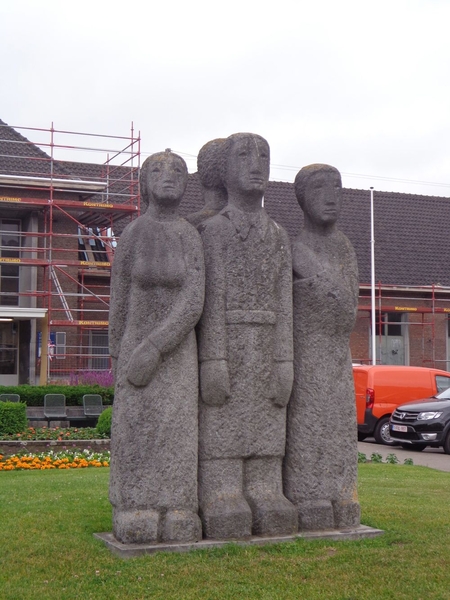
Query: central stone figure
[{"left": 197, "top": 132, "right": 298, "bottom": 539}]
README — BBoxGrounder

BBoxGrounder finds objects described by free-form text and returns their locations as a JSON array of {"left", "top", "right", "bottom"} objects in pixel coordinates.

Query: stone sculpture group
[{"left": 109, "top": 132, "right": 360, "bottom": 546}]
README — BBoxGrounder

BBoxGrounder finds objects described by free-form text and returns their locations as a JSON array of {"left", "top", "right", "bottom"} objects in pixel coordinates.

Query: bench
[
  {"left": 80, "top": 394, "right": 104, "bottom": 426},
  {"left": 0, "top": 394, "right": 21, "bottom": 402},
  {"left": 25, "top": 394, "right": 106, "bottom": 428},
  {"left": 43, "top": 394, "right": 69, "bottom": 427}
]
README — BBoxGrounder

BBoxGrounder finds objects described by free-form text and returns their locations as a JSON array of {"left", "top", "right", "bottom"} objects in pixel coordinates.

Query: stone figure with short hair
[
  {"left": 109, "top": 150, "right": 205, "bottom": 545},
  {"left": 186, "top": 138, "right": 228, "bottom": 228},
  {"left": 283, "top": 163, "right": 360, "bottom": 531},
  {"left": 197, "top": 132, "right": 298, "bottom": 539}
]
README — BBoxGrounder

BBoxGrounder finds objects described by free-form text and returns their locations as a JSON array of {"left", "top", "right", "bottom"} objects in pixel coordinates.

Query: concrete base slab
[{"left": 94, "top": 525, "right": 384, "bottom": 559}]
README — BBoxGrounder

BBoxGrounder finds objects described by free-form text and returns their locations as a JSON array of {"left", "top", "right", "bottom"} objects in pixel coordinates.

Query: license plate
[{"left": 392, "top": 424, "right": 408, "bottom": 433}]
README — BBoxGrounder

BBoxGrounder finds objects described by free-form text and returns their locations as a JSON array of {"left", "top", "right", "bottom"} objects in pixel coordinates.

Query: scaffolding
[
  {"left": 3, "top": 122, "right": 450, "bottom": 381},
  {"left": 354, "top": 282, "right": 450, "bottom": 369},
  {"left": 0, "top": 122, "right": 141, "bottom": 382}
]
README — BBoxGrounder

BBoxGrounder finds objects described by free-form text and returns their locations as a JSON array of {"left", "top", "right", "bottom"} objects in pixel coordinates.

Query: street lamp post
[{"left": 370, "top": 187, "right": 376, "bottom": 365}]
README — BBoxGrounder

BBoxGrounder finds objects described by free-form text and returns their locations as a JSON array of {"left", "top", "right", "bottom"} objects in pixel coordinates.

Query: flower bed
[
  {"left": 0, "top": 448, "right": 110, "bottom": 471},
  {"left": 0, "top": 426, "right": 108, "bottom": 441}
]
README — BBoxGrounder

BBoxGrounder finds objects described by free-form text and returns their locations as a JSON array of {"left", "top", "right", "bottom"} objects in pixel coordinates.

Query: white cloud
[{"left": 1, "top": 0, "right": 450, "bottom": 196}]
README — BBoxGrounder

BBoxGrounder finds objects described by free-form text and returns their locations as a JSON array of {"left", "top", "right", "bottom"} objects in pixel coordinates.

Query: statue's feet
[
  {"left": 112, "top": 508, "right": 159, "bottom": 544},
  {"left": 246, "top": 493, "right": 298, "bottom": 536},
  {"left": 200, "top": 494, "right": 252, "bottom": 539},
  {"left": 297, "top": 500, "right": 334, "bottom": 531},
  {"left": 333, "top": 501, "right": 361, "bottom": 530},
  {"left": 161, "top": 510, "right": 202, "bottom": 543}
]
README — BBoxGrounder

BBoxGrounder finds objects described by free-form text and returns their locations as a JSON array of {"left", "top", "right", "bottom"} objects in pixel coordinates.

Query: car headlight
[{"left": 417, "top": 411, "right": 443, "bottom": 420}]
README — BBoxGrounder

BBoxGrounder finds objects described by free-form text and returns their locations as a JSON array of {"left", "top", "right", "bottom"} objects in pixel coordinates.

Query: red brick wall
[{"left": 352, "top": 292, "right": 450, "bottom": 369}]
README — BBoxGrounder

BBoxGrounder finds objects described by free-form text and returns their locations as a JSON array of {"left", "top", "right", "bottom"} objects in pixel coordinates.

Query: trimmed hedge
[
  {"left": 96, "top": 406, "right": 112, "bottom": 437},
  {"left": 0, "top": 385, "right": 114, "bottom": 407},
  {"left": 0, "top": 402, "right": 28, "bottom": 435}
]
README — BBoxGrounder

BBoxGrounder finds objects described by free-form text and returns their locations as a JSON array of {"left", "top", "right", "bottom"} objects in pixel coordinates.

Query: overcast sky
[{"left": 1, "top": 0, "right": 449, "bottom": 197}]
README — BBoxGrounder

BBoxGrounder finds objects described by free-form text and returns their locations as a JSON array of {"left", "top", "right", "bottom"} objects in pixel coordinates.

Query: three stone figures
[{"left": 109, "top": 135, "right": 360, "bottom": 546}]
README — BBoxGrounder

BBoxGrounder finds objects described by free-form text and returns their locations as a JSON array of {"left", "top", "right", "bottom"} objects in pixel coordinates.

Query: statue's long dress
[
  {"left": 284, "top": 229, "right": 360, "bottom": 530},
  {"left": 198, "top": 206, "right": 293, "bottom": 462},
  {"left": 108, "top": 215, "right": 204, "bottom": 541},
  {"left": 196, "top": 206, "right": 296, "bottom": 538}
]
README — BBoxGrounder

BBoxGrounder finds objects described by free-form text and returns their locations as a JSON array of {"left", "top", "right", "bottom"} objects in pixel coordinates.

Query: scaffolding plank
[
  {"left": 358, "top": 304, "right": 450, "bottom": 314},
  {"left": 0, "top": 257, "right": 111, "bottom": 268},
  {"left": 0, "top": 195, "right": 138, "bottom": 213},
  {"left": 50, "top": 320, "right": 109, "bottom": 327}
]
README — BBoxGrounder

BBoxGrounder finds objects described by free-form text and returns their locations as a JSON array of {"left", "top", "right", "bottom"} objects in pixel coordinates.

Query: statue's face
[
  {"left": 145, "top": 155, "right": 188, "bottom": 205},
  {"left": 304, "top": 170, "right": 342, "bottom": 226},
  {"left": 224, "top": 136, "right": 270, "bottom": 195}
]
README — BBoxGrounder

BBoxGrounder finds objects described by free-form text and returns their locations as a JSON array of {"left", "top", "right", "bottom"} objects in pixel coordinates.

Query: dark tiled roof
[
  {"left": 0, "top": 120, "right": 137, "bottom": 192},
  {"left": 57, "top": 160, "right": 139, "bottom": 202},
  {"left": 3, "top": 119, "right": 450, "bottom": 287},
  {"left": 0, "top": 121, "right": 139, "bottom": 232},
  {"left": 182, "top": 176, "right": 450, "bottom": 287},
  {"left": 339, "top": 188, "right": 450, "bottom": 287},
  {"left": 0, "top": 119, "right": 71, "bottom": 179}
]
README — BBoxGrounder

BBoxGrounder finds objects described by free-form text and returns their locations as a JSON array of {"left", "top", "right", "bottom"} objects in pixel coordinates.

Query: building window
[
  {"left": 0, "top": 321, "right": 17, "bottom": 375},
  {"left": 89, "top": 330, "right": 109, "bottom": 370},
  {"left": 375, "top": 311, "right": 403, "bottom": 336},
  {"left": 55, "top": 332, "right": 66, "bottom": 359},
  {"left": 372, "top": 311, "right": 409, "bottom": 365},
  {"left": 0, "top": 219, "right": 21, "bottom": 306},
  {"left": 446, "top": 319, "right": 450, "bottom": 372},
  {"left": 78, "top": 227, "right": 108, "bottom": 263}
]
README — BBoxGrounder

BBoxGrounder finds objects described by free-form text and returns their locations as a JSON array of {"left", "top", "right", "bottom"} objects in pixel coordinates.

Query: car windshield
[{"left": 436, "top": 387, "right": 450, "bottom": 400}]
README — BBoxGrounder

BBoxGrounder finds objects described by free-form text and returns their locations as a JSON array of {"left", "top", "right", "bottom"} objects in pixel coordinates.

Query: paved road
[{"left": 358, "top": 439, "right": 450, "bottom": 472}]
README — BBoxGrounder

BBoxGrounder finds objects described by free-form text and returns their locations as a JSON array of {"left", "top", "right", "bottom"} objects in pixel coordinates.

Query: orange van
[{"left": 353, "top": 365, "right": 450, "bottom": 445}]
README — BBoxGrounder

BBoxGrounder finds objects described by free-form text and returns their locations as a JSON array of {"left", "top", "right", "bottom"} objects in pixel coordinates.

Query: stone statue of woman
[
  {"left": 109, "top": 150, "right": 205, "bottom": 545},
  {"left": 283, "top": 164, "right": 360, "bottom": 531}
]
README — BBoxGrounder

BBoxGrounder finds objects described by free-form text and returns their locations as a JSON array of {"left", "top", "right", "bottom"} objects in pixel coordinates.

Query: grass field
[{"left": 1, "top": 464, "right": 450, "bottom": 599}]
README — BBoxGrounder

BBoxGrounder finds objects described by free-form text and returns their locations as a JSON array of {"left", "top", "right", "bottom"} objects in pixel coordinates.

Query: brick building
[
  {"left": 0, "top": 120, "right": 139, "bottom": 385},
  {"left": 2, "top": 119, "right": 450, "bottom": 386},
  {"left": 181, "top": 173, "right": 450, "bottom": 371}
]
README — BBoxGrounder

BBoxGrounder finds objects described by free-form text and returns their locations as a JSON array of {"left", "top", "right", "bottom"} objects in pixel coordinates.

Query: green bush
[
  {"left": 0, "top": 402, "right": 28, "bottom": 435},
  {"left": 96, "top": 406, "right": 112, "bottom": 437},
  {"left": 385, "top": 453, "right": 399, "bottom": 464},
  {"left": 0, "top": 385, "right": 114, "bottom": 407},
  {"left": 371, "top": 452, "right": 383, "bottom": 463}
]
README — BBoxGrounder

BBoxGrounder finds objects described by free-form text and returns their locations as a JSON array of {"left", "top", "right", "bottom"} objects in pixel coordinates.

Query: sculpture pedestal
[{"left": 94, "top": 525, "right": 384, "bottom": 559}]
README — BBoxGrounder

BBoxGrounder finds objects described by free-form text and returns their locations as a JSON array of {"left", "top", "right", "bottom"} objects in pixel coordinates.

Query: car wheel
[
  {"left": 374, "top": 417, "right": 396, "bottom": 445},
  {"left": 401, "top": 443, "right": 426, "bottom": 452},
  {"left": 443, "top": 431, "right": 450, "bottom": 455},
  {"left": 358, "top": 432, "right": 367, "bottom": 442}
]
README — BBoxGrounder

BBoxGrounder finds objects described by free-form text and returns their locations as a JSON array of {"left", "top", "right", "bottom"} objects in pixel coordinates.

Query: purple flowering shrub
[{"left": 70, "top": 370, "right": 114, "bottom": 387}]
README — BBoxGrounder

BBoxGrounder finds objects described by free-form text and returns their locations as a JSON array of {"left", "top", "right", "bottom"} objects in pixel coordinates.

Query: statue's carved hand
[
  {"left": 127, "top": 341, "right": 161, "bottom": 387},
  {"left": 270, "top": 361, "right": 294, "bottom": 407},
  {"left": 200, "top": 360, "right": 230, "bottom": 406}
]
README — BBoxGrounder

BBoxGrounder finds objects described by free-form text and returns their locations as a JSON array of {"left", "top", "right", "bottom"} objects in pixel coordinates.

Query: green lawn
[{"left": 1, "top": 464, "right": 450, "bottom": 600}]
